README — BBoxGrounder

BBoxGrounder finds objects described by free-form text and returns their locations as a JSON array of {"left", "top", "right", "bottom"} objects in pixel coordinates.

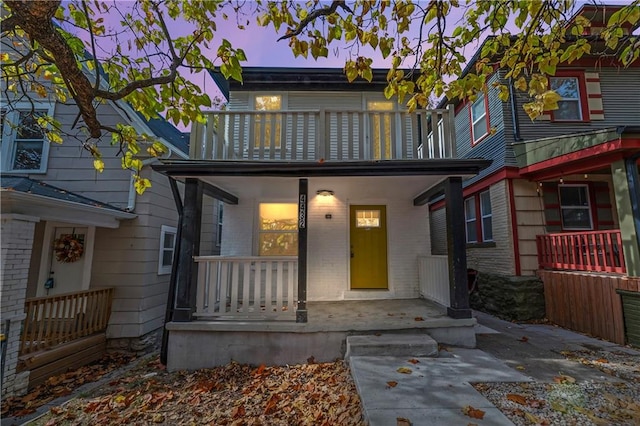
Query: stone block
[{"left": 470, "top": 272, "right": 545, "bottom": 321}]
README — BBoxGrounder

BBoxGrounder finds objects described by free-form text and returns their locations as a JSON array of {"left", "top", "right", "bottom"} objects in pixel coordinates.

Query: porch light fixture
[{"left": 316, "top": 189, "right": 334, "bottom": 196}]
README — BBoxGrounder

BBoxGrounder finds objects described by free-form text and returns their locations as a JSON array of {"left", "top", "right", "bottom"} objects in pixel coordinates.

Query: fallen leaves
[
  {"left": 462, "top": 405, "right": 485, "bottom": 419},
  {"left": 386, "top": 381, "right": 398, "bottom": 388},
  {"left": 396, "top": 367, "right": 413, "bottom": 374},
  {"left": 397, "top": 417, "right": 412, "bottom": 425},
  {"left": 29, "top": 357, "right": 365, "bottom": 425},
  {"left": 1, "top": 352, "right": 137, "bottom": 418},
  {"left": 407, "top": 359, "right": 420, "bottom": 364},
  {"left": 517, "top": 336, "right": 529, "bottom": 343},
  {"left": 414, "top": 317, "right": 424, "bottom": 321}
]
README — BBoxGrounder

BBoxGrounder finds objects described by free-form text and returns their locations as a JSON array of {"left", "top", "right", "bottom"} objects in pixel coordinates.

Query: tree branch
[{"left": 277, "top": 0, "right": 354, "bottom": 41}]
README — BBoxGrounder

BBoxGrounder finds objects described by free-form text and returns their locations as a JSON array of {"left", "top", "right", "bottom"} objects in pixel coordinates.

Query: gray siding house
[
  {"left": 428, "top": 4, "right": 640, "bottom": 344},
  {"left": 1, "top": 97, "right": 222, "bottom": 396}
]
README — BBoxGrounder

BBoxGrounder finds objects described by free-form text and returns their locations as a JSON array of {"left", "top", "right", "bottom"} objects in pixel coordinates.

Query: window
[
  {"left": 465, "top": 191, "right": 493, "bottom": 243},
  {"left": 356, "top": 210, "right": 381, "bottom": 228},
  {"left": 254, "top": 95, "right": 282, "bottom": 148},
  {"left": 158, "top": 225, "right": 177, "bottom": 275},
  {"left": 1, "top": 108, "right": 52, "bottom": 173},
  {"left": 258, "top": 203, "right": 298, "bottom": 256},
  {"left": 470, "top": 94, "right": 489, "bottom": 144},
  {"left": 464, "top": 197, "right": 478, "bottom": 243},
  {"left": 367, "top": 100, "right": 394, "bottom": 159},
  {"left": 479, "top": 191, "right": 493, "bottom": 242},
  {"left": 216, "top": 202, "right": 223, "bottom": 247},
  {"left": 559, "top": 185, "right": 592, "bottom": 230},
  {"left": 550, "top": 76, "right": 583, "bottom": 121}
]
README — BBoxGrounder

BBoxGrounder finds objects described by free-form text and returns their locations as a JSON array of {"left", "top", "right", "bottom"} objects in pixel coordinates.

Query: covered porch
[{"left": 153, "top": 159, "right": 491, "bottom": 369}]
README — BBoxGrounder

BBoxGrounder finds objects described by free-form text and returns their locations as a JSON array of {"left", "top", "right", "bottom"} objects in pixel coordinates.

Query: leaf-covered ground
[
  {"left": 1, "top": 352, "right": 137, "bottom": 418},
  {"left": 473, "top": 347, "right": 640, "bottom": 426},
  {"left": 29, "top": 357, "right": 365, "bottom": 426}
]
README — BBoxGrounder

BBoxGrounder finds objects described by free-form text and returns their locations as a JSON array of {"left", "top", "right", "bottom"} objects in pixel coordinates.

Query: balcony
[
  {"left": 536, "top": 230, "right": 626, "bottom": 274},
  {"left": 189, "top": 106, "right": 456, "bottom": 161}
]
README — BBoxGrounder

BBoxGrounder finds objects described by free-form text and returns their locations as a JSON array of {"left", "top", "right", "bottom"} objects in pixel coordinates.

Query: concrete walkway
[{"left": 350, "top": 310, "right": 639, "bottom": 425}]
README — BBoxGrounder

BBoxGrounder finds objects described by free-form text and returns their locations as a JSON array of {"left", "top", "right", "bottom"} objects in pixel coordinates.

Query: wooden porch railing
[
  {"left": 537, "top": 230, "right": 626, "bottom": 274},
  {"left": 195, "top": 256, "right": 298, "bottom": 320},
  {"left": 20, "top": 288, "right": 114, "bottom": 355},
  {"left": 190, "top": 106, "right": 456, "bottom": 161},
  {"left": 418, "top": 255, "right": 451, "bottom": 307}
]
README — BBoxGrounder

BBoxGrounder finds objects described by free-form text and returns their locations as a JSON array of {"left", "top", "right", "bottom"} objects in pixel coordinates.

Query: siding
[
  {"left": 430, "top": 207, "right": 448, "bottom": 255},
  {"left": 466, "top": 180, "right": 515, "bottom": 275},
  {"left": 454, "top": 73, "right": 507, "bottom": 188},
  {"left": 514, "top": 67, "right": 640, "bottom": 142},
  {"left": 92, "top": 167, "right": 179, "bottom": 339},
  {"left": 512, "top": 179, "right": 546, "bottom": 276}
]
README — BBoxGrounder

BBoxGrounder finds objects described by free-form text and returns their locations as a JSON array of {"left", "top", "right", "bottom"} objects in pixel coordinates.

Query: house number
[{"left": 299, "top": 194, "right": 307, "bottom": 229}]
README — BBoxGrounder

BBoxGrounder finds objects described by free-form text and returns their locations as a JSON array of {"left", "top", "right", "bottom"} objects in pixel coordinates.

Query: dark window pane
[
  {"left": 480, "top": 191, "right": 491, "bottom": 215},
  {"left": 17, "top": 111, "right": 45, "bottom": 140},
  {"left": 466, "top": 220, "right": 477, "bottom": 243},
  {"left": 164, "top": 233, "right": 175, "bottom": 249},
  {"left": 561, "top": 209, "right": 592, "bottom": 229},
  {"left": 482, "top": 217, "right": 493, "bottom": 241},
  {"left": 471, "top": 96, "right": 485, "bottom": 120},
  {"left": 554, "top": 101, "right": 581, "bottom": 120},
  {"left": 560, "top": 186, "right": 589, "bottom": 207},
  {"left": 162, "top": 250, "right": 173, "bottom": 266},
  {"left": 464, "top": 198, "right": 476, "bottom": 220},
  {"left": 13, "top": 140, "right": 43, "bottom": 169}
]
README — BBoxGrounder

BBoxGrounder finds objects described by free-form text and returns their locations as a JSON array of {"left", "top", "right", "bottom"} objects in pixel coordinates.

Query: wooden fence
[
  {"left": 540, "top": 270, "right": 627, "bottom": 344},
  {"left": 195, "top": 256, "right": 298, "bottom": 320},
  {"left": 20, "top": 288, "right": 114, "bottom": 355},
  {"left": 537, "top": 230, "right": 625, "bottom": 274}
]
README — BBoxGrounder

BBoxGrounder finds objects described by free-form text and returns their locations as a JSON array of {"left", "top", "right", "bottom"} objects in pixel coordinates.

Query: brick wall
[{"left": 1, "top": 214, "right": 38, "bottom": 397}]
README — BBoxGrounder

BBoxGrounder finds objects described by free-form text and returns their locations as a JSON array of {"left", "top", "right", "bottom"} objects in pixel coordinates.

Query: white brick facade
[
  {"left": 1, "top": 214, "right": 38, "bottom": 397},
  {"left": 221, "top": 178, "right": 430, "bottom": 301}
]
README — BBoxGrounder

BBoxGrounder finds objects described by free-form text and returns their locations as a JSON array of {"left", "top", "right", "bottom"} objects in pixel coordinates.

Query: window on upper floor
[
  {"left": 469, "top": 94, "right": 489, "bottom": 145},
  {"left": 1, "top": 108, "right": 53, "bottom": 173},
  {"left": 254, "top": 95, "right": 282, "bottom": 149},
  {"left": 550, "top": 76, "right": 583, "bottom": 121},
  {"left": 216, "top": 202, "right": 223, "bottom": 247},
  {"left": 258, "top": 203, "right": 298, "bottom": 256},
  {"left": 559, "top": 184, "right": 593, "bottom": 230},
  {"left": 158, "top": 225, "right": 177, "bottom": 275},
  {"left": 465, "top": 190, "right": 493, "bottom": 243},
  {"left": 367, "top": 100, "right": 394, "bottom": 159}
]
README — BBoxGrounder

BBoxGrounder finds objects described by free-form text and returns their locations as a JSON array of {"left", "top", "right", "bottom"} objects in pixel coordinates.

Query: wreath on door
[{"left": 53, "top": 234, "right": 84, "bottom": 263}]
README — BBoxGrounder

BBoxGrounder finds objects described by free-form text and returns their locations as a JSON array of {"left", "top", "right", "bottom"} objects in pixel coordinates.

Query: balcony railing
[
  {"left": 20, "top": 288, "right": 114, "bottom": 355},
  {"left": 194, "top": 256, "right": 298, "bottom": 320},
  {"left": 536, "top": 230, "right": 626, "bottom": 274},
  {"left": 190, "top": 106, "right": 456, "bottom": 161}
]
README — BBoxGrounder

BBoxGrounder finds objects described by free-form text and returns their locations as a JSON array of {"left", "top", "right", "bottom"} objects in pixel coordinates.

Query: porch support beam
[
  {"left": 413, "top": 181, "right": 445, "bottom": 206},
  {"left": 296, "top": 178, "right": 308, "bottom": 323},
  {"left": 445, "top": 176, "right": 472, "bottom": 319},
  {"left": 612, "top": 159, "right": 640, "bottom": 276},
  {"left": 173, "top": 178, "right": 203, "bottom": 322},
  {"left": 201, "top": 181, "right": 239, "bottom": 205}
]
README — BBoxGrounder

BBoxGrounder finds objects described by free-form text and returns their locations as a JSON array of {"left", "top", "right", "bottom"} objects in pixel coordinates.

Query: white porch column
[{"left": 1, "top": 214, "right": 39, "bottom": 396}]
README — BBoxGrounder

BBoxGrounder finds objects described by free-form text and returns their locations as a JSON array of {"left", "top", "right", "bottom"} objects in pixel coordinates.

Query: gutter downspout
[
  {"left": 509, "top": 78, "right": 523, "bottom": 142},
  {"left": 626, "top": 151, "right": 640, "bottom": 256},
  {"left": 160, "top": 177, "right": 183, "bottom": 365},
  {"left": 126, "top": 149, "right": 173, "bottom": 212}
]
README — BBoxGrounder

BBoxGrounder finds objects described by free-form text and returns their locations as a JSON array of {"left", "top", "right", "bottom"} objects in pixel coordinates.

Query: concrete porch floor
[{"left": 165, "top": 298, "right": 476, "bottom": 370}]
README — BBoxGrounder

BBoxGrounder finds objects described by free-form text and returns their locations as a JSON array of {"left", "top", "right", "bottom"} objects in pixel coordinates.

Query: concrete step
[{"left": 345, "top": 334, "right": 439, "bottom": 360}]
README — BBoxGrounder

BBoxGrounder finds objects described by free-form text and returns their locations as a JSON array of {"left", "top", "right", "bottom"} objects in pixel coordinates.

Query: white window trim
[
  {"left": 550, "top": 76, "right": 583, "bottom": 121},
  {"left": 464, "top": 197, "right": 478, "bottom": 243},
  {"left": 559, "top": 184, "right": 593, "bottom": 230},
  {"left": 470, "top": 95, "right": 488, "bottom": 143},
  {"left": 479, "top": 190, "right": 493, "bottom": 242},
  {"left": 158, "top": 225, "right": 177, "bottom": 275},
  {"left": 1, "top": 103, "right": 56, "bottom": 174}
]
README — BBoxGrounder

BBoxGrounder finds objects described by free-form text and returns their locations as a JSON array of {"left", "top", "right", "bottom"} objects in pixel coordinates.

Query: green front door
[{"left": 349, "top": 205, "right": 388, "bottom": 289}]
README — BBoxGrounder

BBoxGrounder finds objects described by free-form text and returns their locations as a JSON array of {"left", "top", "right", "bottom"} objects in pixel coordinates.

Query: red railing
[{"left": 537, "top": 230, "right": 626, "bottom": 274}]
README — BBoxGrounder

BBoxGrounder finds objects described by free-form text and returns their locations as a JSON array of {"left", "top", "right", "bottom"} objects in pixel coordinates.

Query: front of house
[{"left": 154, "top": 68, "right": 491, "bottom": 370}]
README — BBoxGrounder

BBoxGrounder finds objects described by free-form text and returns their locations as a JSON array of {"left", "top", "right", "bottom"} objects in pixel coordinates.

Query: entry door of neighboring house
[
  {"left": 37, "top": 226, "right": 91, "bottom": 297},
  {"left": 349, "top": 205, "right": 388, "bottom": 289}
]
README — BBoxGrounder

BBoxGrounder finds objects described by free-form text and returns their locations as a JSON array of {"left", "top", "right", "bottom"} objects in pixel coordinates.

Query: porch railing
[
  {"left": 20, "top": 288, "right": 114, "bottom": 355},
  {"left": 418, "top": 255, "right": 451, "bottom": 307},
  {"left": 194, "top": 256, "right": 298, "bottom": 320},
  {"left": 190, "top": 106, "right": 456, "bottom": 161},
  {"left": 536, "top": 230, "right": 626, "bottom": 274}
]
